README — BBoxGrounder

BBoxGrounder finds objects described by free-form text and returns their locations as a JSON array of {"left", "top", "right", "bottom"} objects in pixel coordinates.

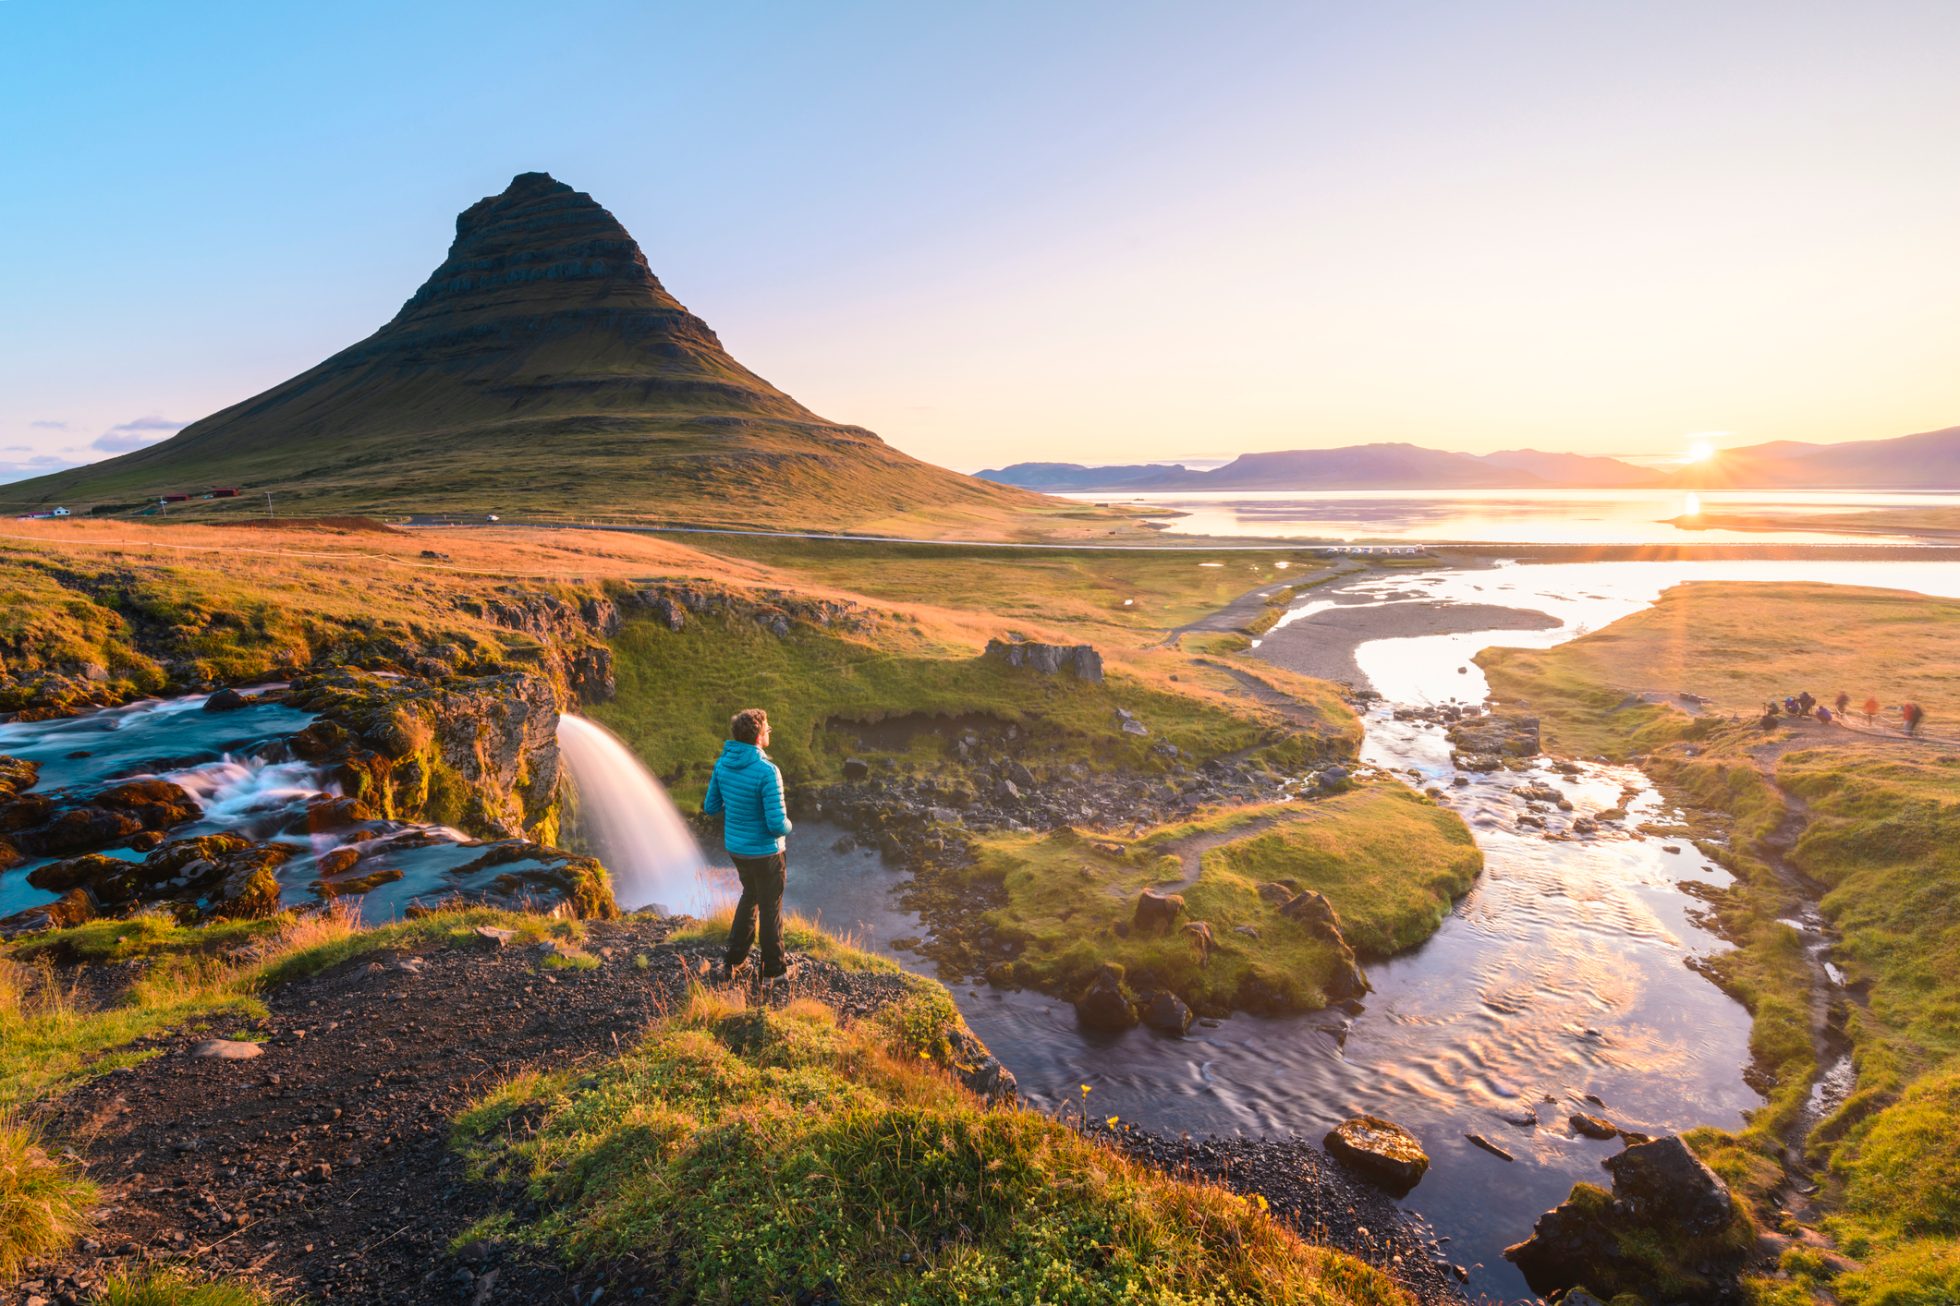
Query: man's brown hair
[{"left": 730, "top": 708, "right": 769, "bottom": 744}]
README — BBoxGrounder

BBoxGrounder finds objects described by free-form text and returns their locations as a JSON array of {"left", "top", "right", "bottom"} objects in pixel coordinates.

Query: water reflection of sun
[{"left": 1683, "top": 491, "right": 1702, "bottom": 517}]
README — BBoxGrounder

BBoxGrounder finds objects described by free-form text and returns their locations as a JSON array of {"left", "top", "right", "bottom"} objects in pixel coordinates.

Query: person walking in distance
[
  {"left": 1863, "top": 695, "right": 1880, "bottom": 726},
  {"left": 703, "top": 708, "right": 794, "bottom": 981}
]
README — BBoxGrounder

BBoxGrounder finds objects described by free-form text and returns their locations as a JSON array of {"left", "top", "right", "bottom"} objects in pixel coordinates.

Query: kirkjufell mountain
[{"left": 3, "top": 172, "right": 1033, "bottom": 528}]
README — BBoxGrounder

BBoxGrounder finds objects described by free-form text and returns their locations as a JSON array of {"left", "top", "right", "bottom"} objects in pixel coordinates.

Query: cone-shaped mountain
[{"left": 5, "top": 172, "right": 1030, "bottom": 528}]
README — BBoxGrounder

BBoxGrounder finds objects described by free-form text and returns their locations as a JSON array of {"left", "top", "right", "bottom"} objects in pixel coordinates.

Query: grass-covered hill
[
  {"left": 0, "top": 173, "right": 1054, "bottom": 535},
  {"left": 1479, "top": 581, "right": 1960, "bottom": 1306}
]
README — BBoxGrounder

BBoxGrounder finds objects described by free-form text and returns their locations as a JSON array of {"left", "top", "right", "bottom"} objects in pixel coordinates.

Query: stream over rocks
[{"left": 0, "top": 692, "right": 596, "bottom": 927}]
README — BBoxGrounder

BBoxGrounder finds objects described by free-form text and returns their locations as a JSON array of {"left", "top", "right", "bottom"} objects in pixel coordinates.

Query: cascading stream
[{"left": 555, "top": 715, "right": 721, "bottom": 916}]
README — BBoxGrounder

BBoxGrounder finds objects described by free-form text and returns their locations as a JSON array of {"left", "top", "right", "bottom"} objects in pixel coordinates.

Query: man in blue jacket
[{"left": 703, "top": 707, "right": 794, "bottom": 979}]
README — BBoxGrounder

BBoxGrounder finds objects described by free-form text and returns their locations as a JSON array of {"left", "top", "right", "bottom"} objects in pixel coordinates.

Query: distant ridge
[
  {"left": 982, "top": 428, "right": 1960, "bottom": 492},
  {"left": 979, "top": 443, "right": 1664, "bottom": 491},
  {"left": 1, "top": 172, "right": 1036, "bottom": 529}
]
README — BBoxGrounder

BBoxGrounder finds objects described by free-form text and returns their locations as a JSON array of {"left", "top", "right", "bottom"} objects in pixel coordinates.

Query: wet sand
[{"left": 1254, "top": 571, "right": 1558, "bottom": 685}]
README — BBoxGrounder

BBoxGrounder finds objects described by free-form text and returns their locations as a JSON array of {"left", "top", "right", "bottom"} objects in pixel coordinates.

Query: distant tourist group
[{"left": 1762, "top": 689, "right": 1925, "bottom": 737}]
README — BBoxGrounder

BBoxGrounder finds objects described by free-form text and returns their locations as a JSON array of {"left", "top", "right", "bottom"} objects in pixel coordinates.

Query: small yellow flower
[
  {"left": 919, "top": 1050, "right": 931, "bottom": 1060},
  {"left": 1106, "top": 1115, "right": 1119, "bottom": 1128},
  {"left": 1252, "top": 1194, "right": 1269, "bottom": 1212},
  {"left": 1080, "top": 1083, "right": 1092, "bottom": 1094}
]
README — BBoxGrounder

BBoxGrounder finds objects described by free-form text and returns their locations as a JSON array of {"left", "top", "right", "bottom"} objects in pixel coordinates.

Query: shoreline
[{"left": 1249, "top": 567, "right": 1559, "bottom": 687}]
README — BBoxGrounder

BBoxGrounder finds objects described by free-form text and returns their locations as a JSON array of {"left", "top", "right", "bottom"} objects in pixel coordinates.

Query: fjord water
[
  {"left": 1069, "top": 487, "right": 1960, "bottom": 544},
  {"left": 782, "top": 556, "right": 1960, "bottom": 1299}
]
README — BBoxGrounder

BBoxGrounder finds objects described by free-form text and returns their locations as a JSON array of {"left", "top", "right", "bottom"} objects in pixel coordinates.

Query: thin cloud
[
  {"left": 30, "top": 419, "right": 70, "bottom": 430},
  {"left": 92, "top": 416, "right": 188, "bottom": 453},
  {"left": 0, "top": 453, "right": 80, "bottom": 484}
]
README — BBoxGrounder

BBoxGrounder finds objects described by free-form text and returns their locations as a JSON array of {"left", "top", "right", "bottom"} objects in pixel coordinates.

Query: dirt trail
[{"left": 1150, "top": 812, "right": 1289, "bottom": 893}]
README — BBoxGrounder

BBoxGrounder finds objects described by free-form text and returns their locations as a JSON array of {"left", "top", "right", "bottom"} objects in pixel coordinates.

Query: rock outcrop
[
  {"left": 286, "top": 667, "right": 562, "bottom": 842},
  {"left": 983, "top": 639, "right": 1104, "bottom": 683},
  {"left": 1504, "top": 1136, "right": 1750, "bottom": 1301}
]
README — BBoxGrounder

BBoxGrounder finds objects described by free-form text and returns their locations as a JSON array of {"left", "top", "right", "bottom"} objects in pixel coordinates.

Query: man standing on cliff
[{"left": 703, "top": 707, "right": 794, "bottom": 981}]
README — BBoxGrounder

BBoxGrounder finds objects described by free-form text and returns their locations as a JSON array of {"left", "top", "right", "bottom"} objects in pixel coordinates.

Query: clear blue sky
[{"left": 6, "top": 0, "right": 1960, "bottom": 479}]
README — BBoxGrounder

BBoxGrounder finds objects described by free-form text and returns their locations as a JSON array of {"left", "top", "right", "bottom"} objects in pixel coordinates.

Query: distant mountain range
[
  {"left": 0, "top": 173, "right": 1034, "bottom": 530},
  {"left": 979, "top": 428, "right": 1960, "bottom": 493}
]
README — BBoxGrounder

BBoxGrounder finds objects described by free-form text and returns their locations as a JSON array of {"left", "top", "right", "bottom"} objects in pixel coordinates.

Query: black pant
[{"left": 726, "top": 851, "right": 787, "bottom": 976}]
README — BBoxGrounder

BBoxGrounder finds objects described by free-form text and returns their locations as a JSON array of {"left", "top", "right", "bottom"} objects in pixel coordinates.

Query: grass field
[
  {"left": 453, "top": 971, "right": 1412, "bottom": 1304},
  {"left": 1480, "top": 581, "right": 1960, "bottom": 1305},
  {"left": 962, "top": 788, "right": 1481, "bottom": 1016}
]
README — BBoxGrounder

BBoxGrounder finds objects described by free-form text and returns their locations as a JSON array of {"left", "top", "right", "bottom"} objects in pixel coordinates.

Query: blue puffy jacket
[{"left": 703, "top": 739, "right": 793, "bottom": 857}]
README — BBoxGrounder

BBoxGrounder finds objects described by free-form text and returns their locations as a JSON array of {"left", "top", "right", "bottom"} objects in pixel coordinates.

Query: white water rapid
[{"left": 555, "top": 715, "right": 721, "bottom": 916}]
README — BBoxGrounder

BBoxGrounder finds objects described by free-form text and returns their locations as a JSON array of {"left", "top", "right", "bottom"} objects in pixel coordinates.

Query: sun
[{"left": 1684, "top": 438, "right": 1719, "bottom": 464}]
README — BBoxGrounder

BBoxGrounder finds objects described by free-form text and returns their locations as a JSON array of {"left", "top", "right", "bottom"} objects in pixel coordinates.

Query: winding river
[{"left": 782, "top": 557, "right": 1960, "bottom": 1300}]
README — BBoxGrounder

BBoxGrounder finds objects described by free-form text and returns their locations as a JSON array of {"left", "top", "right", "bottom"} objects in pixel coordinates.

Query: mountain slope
[
  {"left": 1, "top": 173, "right": 1040, "bottom": 531},
  {"left": 979, "top": 442, "right": 1657, "bottom": 491},
  {"left": 1670, "top": 425, "right": 1960, "bottom": 489}
]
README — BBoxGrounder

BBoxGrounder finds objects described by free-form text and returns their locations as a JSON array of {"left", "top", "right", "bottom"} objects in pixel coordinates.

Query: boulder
[
  {"left": 26, "top": 854, "right": 137, "bottom": 900},
  {"left": 1140, "top": 990, "right": 1194, "bottom": 1036},
  {"left": 841, "top": 758, "right": 871, "bottom": 782},
  {"left": 1604, "top": 1135, "right": 1736, "bottom": 1237},
  {"left": 11, "top": 807, "right": 146, "bottom": 857},
  {"left": 1570, "top": 1112, "right": 1620, "bottom": 1140},
  {"left": 649, "top": 594, "right": 687, "bottom": 631},
  {"left": 1324, "top": 1115, "right": 1430, "bottom": 1193},
  {"left": 1133, "top": 888, "right": 1186, "bottom": 935},
  {"left": 1504, "top": 1135, "right": 1747, "bottom": 1301},
  {"left": 315, "top": 846, "right": 364, "bottom": 877},
  {"left": 1073, "top": 962, "right": 1138, "bottom": 1032},
  {"left": 203, "top": 688, "right": 249, "bottom": 712}
]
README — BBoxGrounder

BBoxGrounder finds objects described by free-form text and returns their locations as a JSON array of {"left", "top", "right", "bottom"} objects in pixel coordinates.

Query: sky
[{"left": 5, "top": 0, "right": 1960, "bottom": 480}]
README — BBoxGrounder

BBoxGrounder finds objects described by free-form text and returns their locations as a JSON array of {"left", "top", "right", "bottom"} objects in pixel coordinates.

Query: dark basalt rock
[
  {"left": 1504, "top": 1135, "right": 1748, "bottom": 1302},
  {"left": 1074, "top": 962, "right": 1139, "bottom": 1031},
  {"left": 1139, "top": 990, "right": 1194, "bottom": 1036},
  {"left": 203, "top": 687, "right": 250, "bottom": 711},
  {"left": 1132, "top": 888, "right": 1185, "bottom": 936}
]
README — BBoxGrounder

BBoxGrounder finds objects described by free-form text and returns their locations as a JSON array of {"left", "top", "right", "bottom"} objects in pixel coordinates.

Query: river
[{"left": 778, "top": 556, "right": 1960, "bottom": 1300}]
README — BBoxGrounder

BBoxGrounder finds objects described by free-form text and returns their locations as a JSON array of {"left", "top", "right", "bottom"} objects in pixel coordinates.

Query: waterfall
[{"left": 555, "top": 714, "right": 722, "bottom": 916}]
